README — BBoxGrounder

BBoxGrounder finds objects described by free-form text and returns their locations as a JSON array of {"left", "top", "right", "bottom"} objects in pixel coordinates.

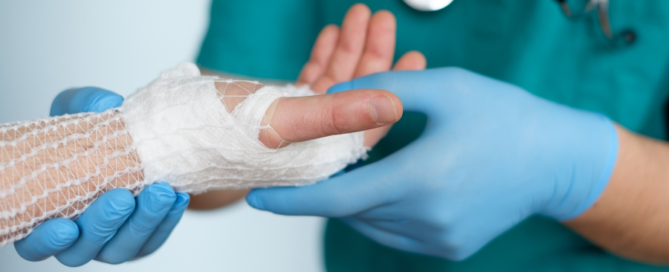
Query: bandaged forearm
[{"left": 0, "top": 63, "right": 366, "bottom": 246}]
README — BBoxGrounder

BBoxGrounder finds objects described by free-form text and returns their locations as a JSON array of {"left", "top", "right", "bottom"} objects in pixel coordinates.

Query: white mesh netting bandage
[{"left": 0, "top": 62, "right": 367, "bottom": 246}]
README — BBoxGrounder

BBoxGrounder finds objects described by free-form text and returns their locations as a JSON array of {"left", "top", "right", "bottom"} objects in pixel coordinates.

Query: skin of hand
[
  {"left": 189, "top": 3, "right": 426, "bottom": 210},
  {"left": 246, "top": 68, "right": 619, "bottom": 261},
  {"left": 14, "top": 87, "right": 191, "bottom": 267}
]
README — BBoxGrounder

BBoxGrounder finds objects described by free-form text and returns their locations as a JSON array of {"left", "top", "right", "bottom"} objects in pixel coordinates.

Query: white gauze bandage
[
  {"left": 0, "top": 62, "right": 367, "bottom": 246},
  {"left": 123, "top": 62, "right": 367, "bottom": 193}
]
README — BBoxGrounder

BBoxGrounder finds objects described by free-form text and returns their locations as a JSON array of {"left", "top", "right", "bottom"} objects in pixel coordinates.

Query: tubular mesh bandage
[{"left": 0, "top": 62, "right": 367, "bottom": 246}]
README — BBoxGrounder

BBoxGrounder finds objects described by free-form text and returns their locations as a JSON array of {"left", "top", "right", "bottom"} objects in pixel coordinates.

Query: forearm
[
  {"left": 0, "top": 111, "right": 143, "bottom": 245},
  {"left": 566, "top": 124, "right": 669, "bottom": 264},
  {"left": 0, "top": 77, "right": 275, "bottom": 244},
  {"left": 0, "top": 78, "right": 272, "bottom": 243}
]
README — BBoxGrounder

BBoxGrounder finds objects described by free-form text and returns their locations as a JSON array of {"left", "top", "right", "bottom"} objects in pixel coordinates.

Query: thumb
[
  {"left": 260, "top": 88, "right": 403, "bottom": 148},
  {"left": 246, "top": 159, "right": 401, "bottom": 217},
  {"left": 50, "top": 87, "right": 124, "bottom": 116},
  {"left": 327, "top": 69, "right": 444, "bottom": 115}
]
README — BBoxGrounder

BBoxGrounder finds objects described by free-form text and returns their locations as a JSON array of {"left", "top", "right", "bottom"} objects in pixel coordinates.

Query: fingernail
[{"left": 369, "top": 96, "right": 398, "bottom": 125}]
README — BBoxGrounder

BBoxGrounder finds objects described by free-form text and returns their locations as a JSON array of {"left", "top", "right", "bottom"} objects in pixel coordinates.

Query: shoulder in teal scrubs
[{"left": 198, "top": 0, "right": 669, "bottom": 271}]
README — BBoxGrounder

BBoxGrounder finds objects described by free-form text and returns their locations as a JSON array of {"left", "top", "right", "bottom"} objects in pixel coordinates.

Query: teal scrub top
[{"left": 197, "top": 0, "right": 669, "bottom": 271}]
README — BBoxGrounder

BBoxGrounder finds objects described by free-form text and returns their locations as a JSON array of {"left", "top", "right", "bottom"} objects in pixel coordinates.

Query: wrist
[{"left": 538, "top": 109, "right": 619, "bottom": 220}]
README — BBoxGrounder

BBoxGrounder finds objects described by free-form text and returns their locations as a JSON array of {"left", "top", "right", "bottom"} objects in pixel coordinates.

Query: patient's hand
[
  {"left": 296, "top": 3, "right": 426, "bottom": 147},
  {"left": 189, "top": 4, "right": 426, "bottom": 209}
]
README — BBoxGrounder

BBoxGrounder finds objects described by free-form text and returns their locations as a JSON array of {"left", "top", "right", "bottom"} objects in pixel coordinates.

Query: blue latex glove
[
  {"left": 14, "top": 87, "right": 190, "bottom": 266},
  {"left": 246, "top": 68, "right": 618, "bottom": 260}
]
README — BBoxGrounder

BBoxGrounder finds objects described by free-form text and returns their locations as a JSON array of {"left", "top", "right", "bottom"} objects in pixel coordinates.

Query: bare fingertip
[
  {"left": 373, "top": 10, "right": 396, "bottom": 21},
  {"left": 351, "top": 3, "right": 372, "bottom": 14},
  {"left": 394, "top": 51, "right": 427, "bottom": 70},
  {"left": 324, "top": 24, "right": 340, "bottom": 32},
  {"left": 408, "top": 51, "right": 427, "bottom": 67},
  {"left": 369, "top": 95, "right": 400, "bottom": 125}
]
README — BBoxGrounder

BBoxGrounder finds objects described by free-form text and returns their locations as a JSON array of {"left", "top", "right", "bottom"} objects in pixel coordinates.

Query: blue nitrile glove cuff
[{"left": 543, "top": 115, "right": 619, "bottom": 221}]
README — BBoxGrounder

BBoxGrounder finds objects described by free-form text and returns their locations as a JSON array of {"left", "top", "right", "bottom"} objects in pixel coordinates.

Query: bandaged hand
[
  {"left": 0, "top": 61, "right": 404, "bottom": 251},
  {"left": 12, "top": 87, "right": 191, "bottom": 266},
  {"left": 189, "top": 3, "right": 426, "bottom": 209},
  {"left": 6, "top": 4, "right": 426, "bottom": 265}
]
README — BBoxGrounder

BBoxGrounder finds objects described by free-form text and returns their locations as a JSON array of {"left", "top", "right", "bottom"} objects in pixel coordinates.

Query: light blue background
[{"left": 0, "top": 1, "right": 325, "bottom": 271}]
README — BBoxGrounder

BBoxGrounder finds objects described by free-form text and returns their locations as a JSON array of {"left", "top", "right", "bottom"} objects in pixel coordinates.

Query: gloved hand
[
  {"left": 14, "top": 87, "right": 190, "bottom": 267},
  {"left": 246, "top": 68, "right": 618, "bottom": 260}
]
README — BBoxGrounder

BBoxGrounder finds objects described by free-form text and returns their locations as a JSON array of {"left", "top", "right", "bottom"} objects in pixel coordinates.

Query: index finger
[{"left": 260, "top": 88, "right": 403, "bottom": 149}]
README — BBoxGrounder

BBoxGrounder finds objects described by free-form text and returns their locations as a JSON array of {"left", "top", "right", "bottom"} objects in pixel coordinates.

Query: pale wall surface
[{"left": 0, "top": 1, "right": 326, "bottom": 271}]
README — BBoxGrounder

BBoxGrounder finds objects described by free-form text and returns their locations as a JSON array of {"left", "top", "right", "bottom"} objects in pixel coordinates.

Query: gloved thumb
[{"left": 50, "top": 87, "right": 124, "bottom": 116}]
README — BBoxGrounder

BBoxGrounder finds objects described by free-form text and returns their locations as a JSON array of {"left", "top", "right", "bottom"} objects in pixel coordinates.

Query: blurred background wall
[{"left": 0, "top": 1, "right": 325, "bottom": 271}]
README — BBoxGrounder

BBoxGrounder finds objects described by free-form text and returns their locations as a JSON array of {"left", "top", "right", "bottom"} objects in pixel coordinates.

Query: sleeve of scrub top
[{"left": 197, "top": 0, "right": 322, "bottom": 80}]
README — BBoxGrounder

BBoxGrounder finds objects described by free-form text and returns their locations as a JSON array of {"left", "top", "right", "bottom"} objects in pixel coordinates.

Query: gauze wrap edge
[{"left": 120, "top": 62, "right": 367, "bottom": 194}]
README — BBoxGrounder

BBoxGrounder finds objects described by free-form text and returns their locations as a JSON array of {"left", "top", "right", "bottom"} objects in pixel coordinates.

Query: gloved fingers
[
  {"left": 259, "top": 88, "right": 403, "bottom": 149},
  {"left": 352, "top": 10, "right": 396, "bottom": 78},
  {"left": 356, "top": 211, "right": 478, "bottom": 261},
  {"left": 134, "top": 192, "right": 190, "bottom": 259},
  {"left": 341, "top": 217, "right": 423, "bottom": 254},
  {"left": 50, "top": 87, "right": 123, "bottom": 116},
  {"left": 296, "top": 24, "right": 340, "bottom": 87},
  {"left": 393, "top": 51, "right": 427, "bottom": 71},
  {"left": 55, "top": 189, "right": 135, "bottom": 267},
  {"left": 311, "top": 4, "right": 371, "bottom": 93},
  {"left": 247, "top": 161, "right": 400, "bottom": 217},
  {"left": 14, "top": 218, "right": 79, "bottom": 262},
  {"left": 354, "top": 212, "right": 429, "bottom": 243},
  {"left": 95, "top": 183, "right": 177, "bottom": 264}
]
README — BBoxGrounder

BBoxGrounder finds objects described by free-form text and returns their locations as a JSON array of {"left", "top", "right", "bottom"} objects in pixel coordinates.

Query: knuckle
[
  {"left": 325, "top": 107, "right": 351, "bottom": 135},
  {"left": 366, "top": 46, "right": 388, "bottom": 61},
  {"left": 88, "top": 191, "right": 135, "bottom": 235},
  {"left": 47, "top": 221, "right": 79, "bottom": 248},
  {"left": 105, "top": 191, "right": 136, "bottom": 217},
  {"left": 339, "top": 39, "right": 359, "bottom": 55},
  {"left": 144, "top": 184, "right": 177, "bottom": 207}
]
